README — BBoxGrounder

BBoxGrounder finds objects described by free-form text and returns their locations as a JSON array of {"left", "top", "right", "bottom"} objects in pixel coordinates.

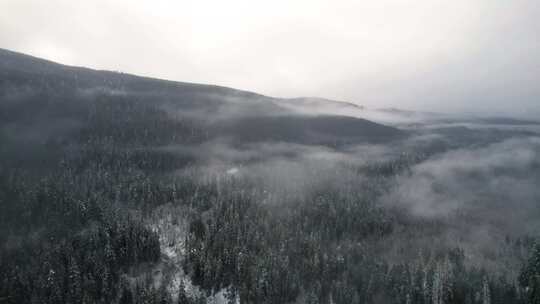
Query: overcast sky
[{"left": 1, "top": 0, "right": 539, "bottom": 115}]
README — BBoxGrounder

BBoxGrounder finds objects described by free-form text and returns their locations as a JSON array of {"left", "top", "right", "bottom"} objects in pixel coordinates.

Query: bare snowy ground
[{"left": 148, "top": 204, "right": 237, "bottom": 304}]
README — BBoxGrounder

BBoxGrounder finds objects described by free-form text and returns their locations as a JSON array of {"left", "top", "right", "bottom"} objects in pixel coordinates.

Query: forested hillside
[{"left": 1, "top": 49, "right": 540, "bottom": 304}]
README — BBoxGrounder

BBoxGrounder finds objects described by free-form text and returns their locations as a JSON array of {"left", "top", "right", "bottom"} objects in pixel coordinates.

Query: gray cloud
[
  {"left": 383, "top": 136, "right": 540, "bottom": 228},
  {"left": 1, "top": 0, "right": 539, "bottom": 116}
]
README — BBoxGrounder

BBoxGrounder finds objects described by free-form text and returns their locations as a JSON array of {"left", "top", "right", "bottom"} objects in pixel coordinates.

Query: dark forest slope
[{"left": 0, "top": 48, "right": 403, "bottom": 152}]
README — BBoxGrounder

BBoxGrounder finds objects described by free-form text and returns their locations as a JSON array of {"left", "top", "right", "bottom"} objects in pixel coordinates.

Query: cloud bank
[{"left": 1, "top": 0, "right": 539, "bottom": 115}]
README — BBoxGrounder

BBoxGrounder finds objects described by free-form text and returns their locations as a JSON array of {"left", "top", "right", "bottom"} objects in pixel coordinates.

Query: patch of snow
[{"left": 226, "top": 167, "right": 239, "bottom": 175}]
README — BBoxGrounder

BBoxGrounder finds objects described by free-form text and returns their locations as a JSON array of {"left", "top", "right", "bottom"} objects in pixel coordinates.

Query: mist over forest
[{"left": 1, "top": 48, "right": 540, "bottom": 304}]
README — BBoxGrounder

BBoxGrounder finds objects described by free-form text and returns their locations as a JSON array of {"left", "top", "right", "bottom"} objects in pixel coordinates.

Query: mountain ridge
[{"left": 0, "top": 48, "right": 405, "bottom": 149}]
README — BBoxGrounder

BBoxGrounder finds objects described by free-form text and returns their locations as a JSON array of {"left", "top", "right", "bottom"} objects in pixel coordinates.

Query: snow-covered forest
[{"left": 1, "top": 49, "right": 540, "bottom": 304}]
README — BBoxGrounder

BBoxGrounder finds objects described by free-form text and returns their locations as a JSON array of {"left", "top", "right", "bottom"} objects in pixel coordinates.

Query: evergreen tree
[{"left": 520, "top": 243, "right": 540, "bottom": 304}]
